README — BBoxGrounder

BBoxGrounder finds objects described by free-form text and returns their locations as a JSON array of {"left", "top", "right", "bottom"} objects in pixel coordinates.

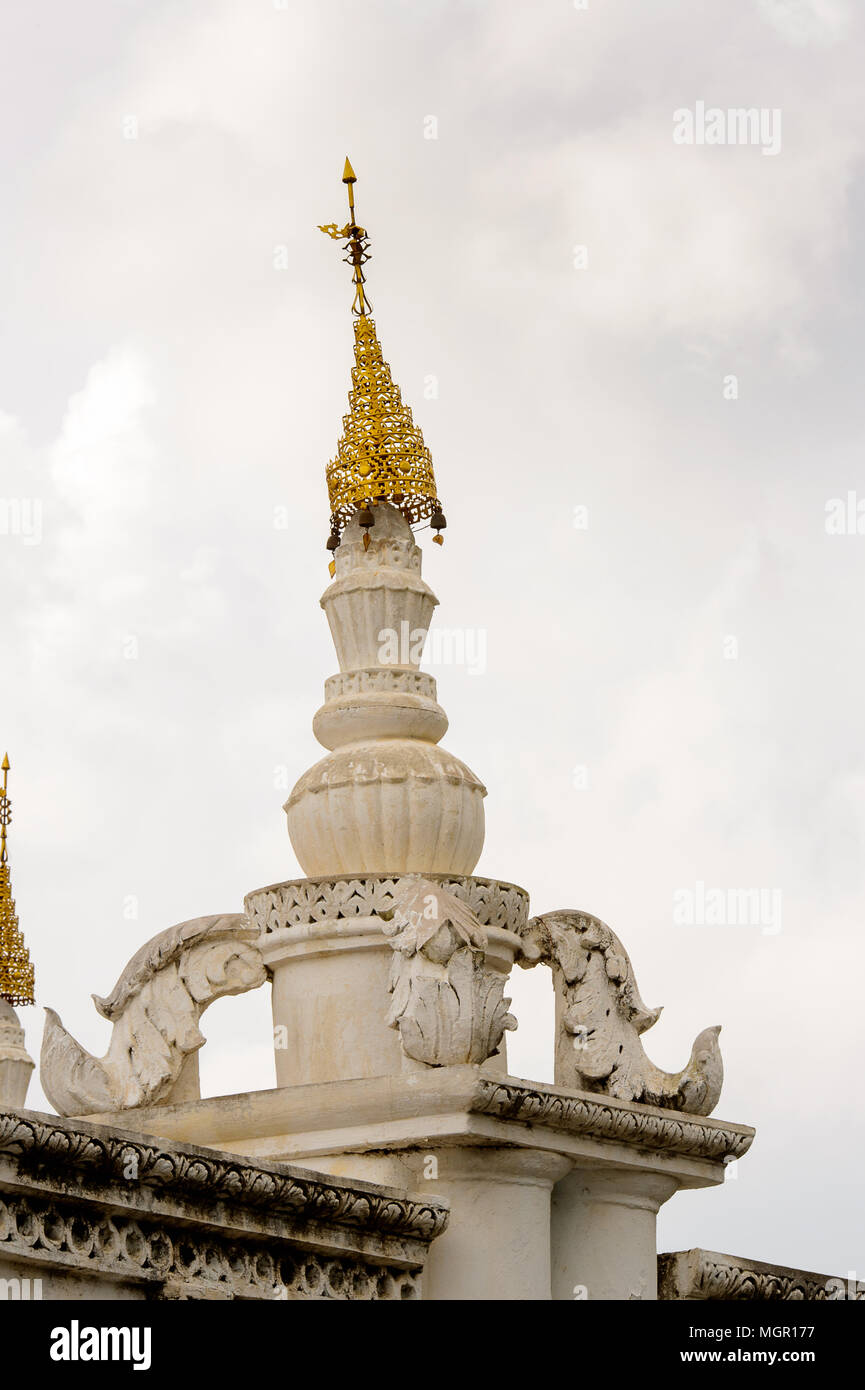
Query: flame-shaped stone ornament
[
  {"left": 41, "top": 915, "right": 266, "bottom": 1115},
  {"left": 525, "top": 910, "right": 724, "bottom": 1116}
]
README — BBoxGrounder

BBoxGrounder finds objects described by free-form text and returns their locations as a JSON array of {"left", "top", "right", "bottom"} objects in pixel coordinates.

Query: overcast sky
[{"left": 1, "top": 0, "right": 863, "bottom": 1279}]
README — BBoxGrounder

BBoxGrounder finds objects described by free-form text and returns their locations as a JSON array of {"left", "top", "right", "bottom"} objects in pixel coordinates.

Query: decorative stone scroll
[
  {"left": 40, "top": 915, "right": 266, "bottom": 1116},
  {"left": 526, "top": 910, "right": 724, "bottom": 1116},
  {"left": 384, "top": 879, "right": 517, "bottom": 1066}
]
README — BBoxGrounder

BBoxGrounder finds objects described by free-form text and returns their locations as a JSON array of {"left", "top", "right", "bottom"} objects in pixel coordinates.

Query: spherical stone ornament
[{"left": 285, "top": 739, "right": 486, "bottom": 877}]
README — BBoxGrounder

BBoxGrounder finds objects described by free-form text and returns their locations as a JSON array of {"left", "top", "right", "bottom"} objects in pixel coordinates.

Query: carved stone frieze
[
  {"left": 325, "top": 667, "right": 438, "bottom": 702},
  {"left": 245, "top": 873, "right": 530, "bottom": 939},
  {"left": 526, "top": 911, "right": 724, "bottom": 1116},
  {"left": 0, "top": 1109, "right": 445, "bottom": 1297},
  {"left": 0, "top": 1189, "right": 421, "bottom": 1301},
  {"left": 658, "top": 1249, "right": 865, "bottom": 1301},
  {"left": 470, "top": 1076, "right": 753, "bottom": 1161},
  {"left": 0, "top": 1110, "right": 449, "bottom": 1244}
]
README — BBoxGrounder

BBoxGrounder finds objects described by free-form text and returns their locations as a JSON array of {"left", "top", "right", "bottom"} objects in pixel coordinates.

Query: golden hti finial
[
  {"left": 318, "top": 158, "right": 446, "bottom": 568},
  {"left": 318, "top": 157, "right": 372, "bottom": 318},
  {"left": 0, "top": 754, "right": 36, "bottom": 1007}
]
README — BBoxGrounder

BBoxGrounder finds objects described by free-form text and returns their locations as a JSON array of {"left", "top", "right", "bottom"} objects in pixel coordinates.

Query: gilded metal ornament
[
  {"left": 0, "top": 755, "right": 35, "bottom": 1007},
  {"left": 319, "top": 159, "right": 445, "bottom": 547}
]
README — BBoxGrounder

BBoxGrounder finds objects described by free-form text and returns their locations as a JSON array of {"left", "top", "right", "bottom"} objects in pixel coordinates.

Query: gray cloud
[{"left": 1, "top": 0, "right": 863, "bottom": 1276}]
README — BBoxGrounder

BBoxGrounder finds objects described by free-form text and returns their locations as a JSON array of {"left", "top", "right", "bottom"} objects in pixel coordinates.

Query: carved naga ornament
[
  {"left": 41, "top": 915, "right": 266, "bottom": 1116},
  {"left": 526, "top": 910, "right": 723, "bottom": 1116}
]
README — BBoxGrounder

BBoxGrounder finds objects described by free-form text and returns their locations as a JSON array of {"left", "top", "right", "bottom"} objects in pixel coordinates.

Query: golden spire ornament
[
  {"left": 319, "top": 158, "right": 446, "bottom": 565},
  {"left": 0, "top": 755, "right": 35, "bottom": 1007}
]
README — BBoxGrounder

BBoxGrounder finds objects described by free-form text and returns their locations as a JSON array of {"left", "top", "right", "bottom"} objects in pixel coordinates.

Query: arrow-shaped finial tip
[
  {"left": 1, "top": 754, "right": 9, "bottom": 771},
  {"left": 342, "top": 156, "right": 356, "bottom": 184}
]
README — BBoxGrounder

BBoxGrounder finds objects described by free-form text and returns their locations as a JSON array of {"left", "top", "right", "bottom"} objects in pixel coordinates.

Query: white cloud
[
  {"left": 51, "top": 347, "right": 156, "bottom": 524},
  {"left": 758, "top": 0, "right": 851, "bottom": 46}
]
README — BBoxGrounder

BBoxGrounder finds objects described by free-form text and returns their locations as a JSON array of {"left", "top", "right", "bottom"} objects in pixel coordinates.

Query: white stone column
[
  {"left": 0, "top": 1000, "right": 34, "bottom": 1108},
  {"left": 306, "top": 1145, "right": 568, "bottom": 1299},
  {"left": 265, "top": 920, "right": 404, "bottom": 1087},
  {"left": 550, "top": 1168, "right": 679, "bottom": 1301},
  {"left": 421, "top": 1147, "right": 572, "bottom": 1301}
]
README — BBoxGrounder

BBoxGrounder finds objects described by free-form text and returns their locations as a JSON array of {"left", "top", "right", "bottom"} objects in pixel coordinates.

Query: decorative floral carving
[
  {"left": 40, "top": 915, "right": 267, "bottom": 1116},
  {"left": 383, "top": 880, "right": 517, "bottom": 1066},
  {"left": 526, "top": 911, "right": 724, "bottom": 1116}
]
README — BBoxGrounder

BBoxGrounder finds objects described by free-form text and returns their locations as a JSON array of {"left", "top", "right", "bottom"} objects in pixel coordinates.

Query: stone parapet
[
  {"left": 0, "top": 1109, "right": 447, "bottom": 1301},
  {"left": 658, "top": 1249, "right": 865, "bottom": 1301}
]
